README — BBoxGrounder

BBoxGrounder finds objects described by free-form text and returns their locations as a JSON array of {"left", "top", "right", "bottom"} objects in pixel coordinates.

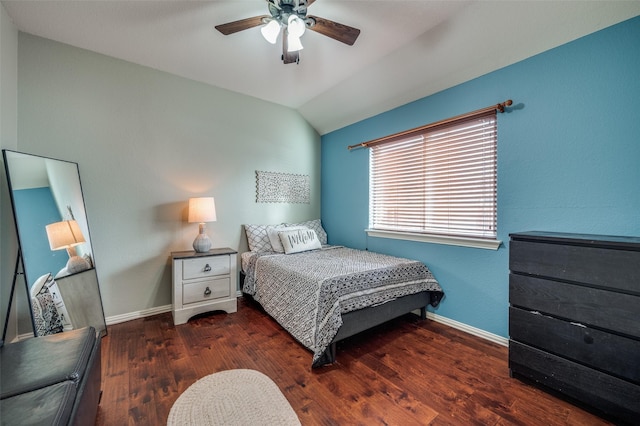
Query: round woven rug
[{"left": 167, "top": 369, "right": 301, "bottom": 426}]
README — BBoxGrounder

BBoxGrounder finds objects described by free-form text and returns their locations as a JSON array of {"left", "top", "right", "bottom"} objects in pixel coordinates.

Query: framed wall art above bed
[{"left": 255, "top": 171, "right": 310, "bottom": 204}]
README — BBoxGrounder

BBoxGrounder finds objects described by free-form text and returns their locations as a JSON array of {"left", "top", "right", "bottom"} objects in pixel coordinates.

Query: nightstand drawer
[
  {"left": 48, "top": 281, "right": 72, "bottom": 329},
  {"left": 183, "top": 277, "right": 230, "bottom": 305},
  {"left": 55, "top": 303, "right": 73, "bottom": 329},
  {"left": 182, "top": 256, "right": 229, "bottom": 280}
]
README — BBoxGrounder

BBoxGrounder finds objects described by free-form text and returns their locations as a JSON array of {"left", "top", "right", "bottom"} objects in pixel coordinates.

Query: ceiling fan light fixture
[
  {"left": 287, "top": 14, "right": 306, "bottom": 38},
  {"left": 215, "top": 0, "right": 361, "bottom": 64},
  {"left": 261, "top": 19, "right": 281, "bottom": 44},
  {"left": 287, "top": 33, "right": 304, "bottom": 52}
]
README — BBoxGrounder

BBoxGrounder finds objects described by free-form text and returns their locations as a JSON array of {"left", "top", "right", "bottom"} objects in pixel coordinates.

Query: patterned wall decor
[{"left": 256, "top": 171, "right": 310, "bottom": 203}]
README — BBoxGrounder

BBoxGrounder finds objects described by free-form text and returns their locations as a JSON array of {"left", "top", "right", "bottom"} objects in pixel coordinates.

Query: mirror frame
[{"left": 2, "top": 149, "right": 106, "bottom": 337}]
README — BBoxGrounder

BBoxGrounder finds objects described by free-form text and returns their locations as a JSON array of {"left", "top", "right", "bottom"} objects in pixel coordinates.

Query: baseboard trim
[
  {"left": 105, "top": 304, "right": 173, "bottom": 326},
  {"left": 16, "top": 332, "right": 34, "bottom": 342},
  {"left": 105, "top": 304, "right": 508, "bottom": 346},
  {"left": 421, "top": 310, "right": 508, "bottom": 347},
  {"left": 106, "top": 295, "right": 244, "bottom": 326},
  {"left": 21, "top": 304, "right": 507, "bottom": 347}
]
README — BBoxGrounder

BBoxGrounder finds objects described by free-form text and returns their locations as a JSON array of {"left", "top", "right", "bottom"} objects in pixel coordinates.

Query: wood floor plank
[
  {"left": 95, "top": 322, "right": 130, "bottom": 425},
  {"left": 344, "top": 321, "right": 484, "bottom": 424},
  {"left": 95, "top": 297, "right": 615, "bottom": 425},
  {"left": 127, "top": 317, "right": 171, "bottom": 425}
]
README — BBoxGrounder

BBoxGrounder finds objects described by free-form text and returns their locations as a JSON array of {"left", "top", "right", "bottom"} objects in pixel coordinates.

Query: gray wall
[
  {"left": 1, "top": 3, "right": 19, "bottom": 341},
  {"left": 8, "top": 33, "right": 320, "bottom": 333}
]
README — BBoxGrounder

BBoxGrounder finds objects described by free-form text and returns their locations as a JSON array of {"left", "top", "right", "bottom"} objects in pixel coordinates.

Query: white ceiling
[{"left": 3, "top": 1, "right": 640, "bottom": 134}]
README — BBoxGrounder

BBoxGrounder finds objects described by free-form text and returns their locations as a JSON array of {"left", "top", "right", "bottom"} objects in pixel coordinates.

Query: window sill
[{"left": 365, "top": 229, "right": 502, "bottom": 250}]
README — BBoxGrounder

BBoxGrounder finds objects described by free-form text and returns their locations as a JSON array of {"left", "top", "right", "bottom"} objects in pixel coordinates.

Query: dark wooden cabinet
[{"left": 508, "top": 231, "right": 640, "bottom": 424}]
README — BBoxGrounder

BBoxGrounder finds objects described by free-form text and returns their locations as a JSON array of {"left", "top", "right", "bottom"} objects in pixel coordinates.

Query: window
[{"left": 368, "top": 110, "right": 498, "bottom": 249}]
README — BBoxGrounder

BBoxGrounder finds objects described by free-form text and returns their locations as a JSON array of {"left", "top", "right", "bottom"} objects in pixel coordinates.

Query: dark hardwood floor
[{"left": 96, "top": 297, "right": 613, "bottom": 425}]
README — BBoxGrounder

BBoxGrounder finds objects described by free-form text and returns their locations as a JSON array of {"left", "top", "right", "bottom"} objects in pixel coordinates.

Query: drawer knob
[
  {"left": 203, "top": 264, "right": 211, "bottom": 272},
  {"left": 204, "top": 287, "right": 212, "bottom": 296}
]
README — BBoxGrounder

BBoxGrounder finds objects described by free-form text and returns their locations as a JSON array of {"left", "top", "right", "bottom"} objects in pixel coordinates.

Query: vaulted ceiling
[{"left": 3, "top": 1, "right": 639, "bottom": 134}]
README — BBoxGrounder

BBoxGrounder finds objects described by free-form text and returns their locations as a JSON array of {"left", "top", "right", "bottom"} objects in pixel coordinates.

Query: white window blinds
[{"left": 369, "top": 111, "right": 497, "bottom": 239}]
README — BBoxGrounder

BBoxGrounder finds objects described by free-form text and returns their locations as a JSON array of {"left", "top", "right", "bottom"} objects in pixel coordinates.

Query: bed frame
[
  {"left": 240, "top": 272, "right": 434, "bottom": 367},
  {"left": 315, "top": 291, "right": 431, "bottom": 366}
]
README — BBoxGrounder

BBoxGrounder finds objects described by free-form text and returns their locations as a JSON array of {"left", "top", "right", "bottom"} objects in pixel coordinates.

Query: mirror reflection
[{"left": 3, "top": 150, "right": 106, "bottom": 337}]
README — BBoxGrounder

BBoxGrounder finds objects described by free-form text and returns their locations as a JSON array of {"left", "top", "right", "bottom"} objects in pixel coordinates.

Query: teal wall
[
  {"left": 13, "top": 187, "right": 66, "bottom": 285},
  {"left": 321, "top": 16, "right": 640, "bottom": 338}
]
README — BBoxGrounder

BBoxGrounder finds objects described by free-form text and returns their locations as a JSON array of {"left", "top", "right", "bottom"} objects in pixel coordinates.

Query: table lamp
[
  {"left": 188, "top": 197, "right": 217, "bottom": 253},
  {"left": 46, "top": 220, "right": 91, "bottom": 274}
]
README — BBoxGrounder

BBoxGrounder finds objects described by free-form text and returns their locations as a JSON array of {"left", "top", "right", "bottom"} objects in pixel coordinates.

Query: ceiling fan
[{"left": 215, "top": 0, "right": 360, "bottom": 64}]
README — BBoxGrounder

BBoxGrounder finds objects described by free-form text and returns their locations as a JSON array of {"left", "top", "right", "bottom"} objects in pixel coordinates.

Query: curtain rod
[{"left": 347, "top": 99, "right": 513, "bottom": 151}]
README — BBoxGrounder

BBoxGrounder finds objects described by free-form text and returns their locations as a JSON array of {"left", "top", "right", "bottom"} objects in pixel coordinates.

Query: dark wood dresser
[{"left": 508, "top": 231, "right": 640, "bottom": 423}]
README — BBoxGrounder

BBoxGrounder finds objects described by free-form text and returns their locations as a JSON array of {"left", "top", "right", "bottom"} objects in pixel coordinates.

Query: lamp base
[
  {"left": 193, "top": 223, "right": 212, "bottom": 253},
  {"left": 67, "top": 255, "right": 90, "bottom": 274}
]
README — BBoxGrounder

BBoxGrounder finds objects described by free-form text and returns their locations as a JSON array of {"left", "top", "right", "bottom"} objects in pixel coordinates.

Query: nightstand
[{"left": 171, "top": 248, "right": 238, "bottom": 325}]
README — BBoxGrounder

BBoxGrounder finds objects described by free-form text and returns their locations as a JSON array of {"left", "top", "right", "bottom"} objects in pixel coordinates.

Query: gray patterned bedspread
[{"left": 243, "top": 246, "right": 443, "bottom": 366}]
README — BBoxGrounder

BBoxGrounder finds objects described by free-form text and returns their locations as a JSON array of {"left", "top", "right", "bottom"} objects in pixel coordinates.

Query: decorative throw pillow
[
  {"left": 279, "top": 229, "right": 322, "bottom": 254},
  {"left": 286, "top": 219, "right": 328, "bottom": 245},
  {"left": 30, "top": 273, "right": 53, "bottom": 298},
  {"left": 267, "top": 225, "right": 306, "bottom": 253},
  {"left": 244, "top": 224, "right": 274, "bottom": 252},
  {"left": 32, "top": 283, "right": 64, "bottom": 336}
]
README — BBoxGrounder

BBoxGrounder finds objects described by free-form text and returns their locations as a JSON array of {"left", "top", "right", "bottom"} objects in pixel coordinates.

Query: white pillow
[
  {"left": 286, "top": 219, "right": 328, "bottom": 245},
  {"left": 279, "top": 229, "right": 322, "bottom": 254},
  {"left": 267, "top": 225, "right": 309, "bottom": 253},
  {"left": 31, "top": 273, "right": 53, "bottom": 298},
  {"left": 265, "top": 224, "right": 289, "bottom": 253},
  {"left": 245, "top": 224, "right": 283, "bottom": 252}
]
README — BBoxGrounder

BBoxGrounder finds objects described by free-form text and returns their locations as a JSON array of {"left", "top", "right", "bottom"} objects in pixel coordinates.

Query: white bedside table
[{"left": 171, "top": 248, "right": 238, "bottom": 325}]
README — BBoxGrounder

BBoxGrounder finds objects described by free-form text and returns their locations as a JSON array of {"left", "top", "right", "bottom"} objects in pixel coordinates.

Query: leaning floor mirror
[{"left": 3, "top": 150, "right": 106, "bottom": 338}]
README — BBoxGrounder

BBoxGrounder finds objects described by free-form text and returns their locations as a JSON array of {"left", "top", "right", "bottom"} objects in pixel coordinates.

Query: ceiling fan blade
[
  {"left": 307, "top": 16, "right": 360, "bottom": 46},
  {"left": 215, "top": 15, "right": 269, "bottom": 35}
]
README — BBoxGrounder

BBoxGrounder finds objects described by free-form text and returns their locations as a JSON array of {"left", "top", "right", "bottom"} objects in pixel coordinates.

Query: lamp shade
[
  {"left": 287, "top": 33, "right": 304, "bottom": 52},
  {"left": 261, "top": 19, "right": 281, "bottom": 44},
  {"left": 286, "top": 15, "right": 305, "bottom": 52},
  {"left": 188, "top": 197, "right": 217, "bottom": 223},
  {"left": 287, "top": 15, "right": 305, "bottom": 37},
  {"left": 46, "top": 220, "right": 86, "bottom": 250}
]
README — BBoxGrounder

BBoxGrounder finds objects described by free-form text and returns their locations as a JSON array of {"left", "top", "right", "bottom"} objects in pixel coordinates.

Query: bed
[{"left": 241, "top": 220, "right": 444, "bottom": 367}]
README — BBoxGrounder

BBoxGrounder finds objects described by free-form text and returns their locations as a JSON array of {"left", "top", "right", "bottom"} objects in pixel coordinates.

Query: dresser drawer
[
  {"left": 509, "top": 307, "right": 640, "bottom": 383},
  {"left": 509, "top": 341, "right": 640, "bottom": 423},
  {"left": 182, "top": 256, "right": 229, "bottom": 280},
  {"left": 509, "top": 274, "right": 640, "bottom": 338},
  {"left": 509, "top": 240, "right": 640, "bottom": 295},
  {"left": 183, "top": 277, "right": 230, "bottom": 305}
]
